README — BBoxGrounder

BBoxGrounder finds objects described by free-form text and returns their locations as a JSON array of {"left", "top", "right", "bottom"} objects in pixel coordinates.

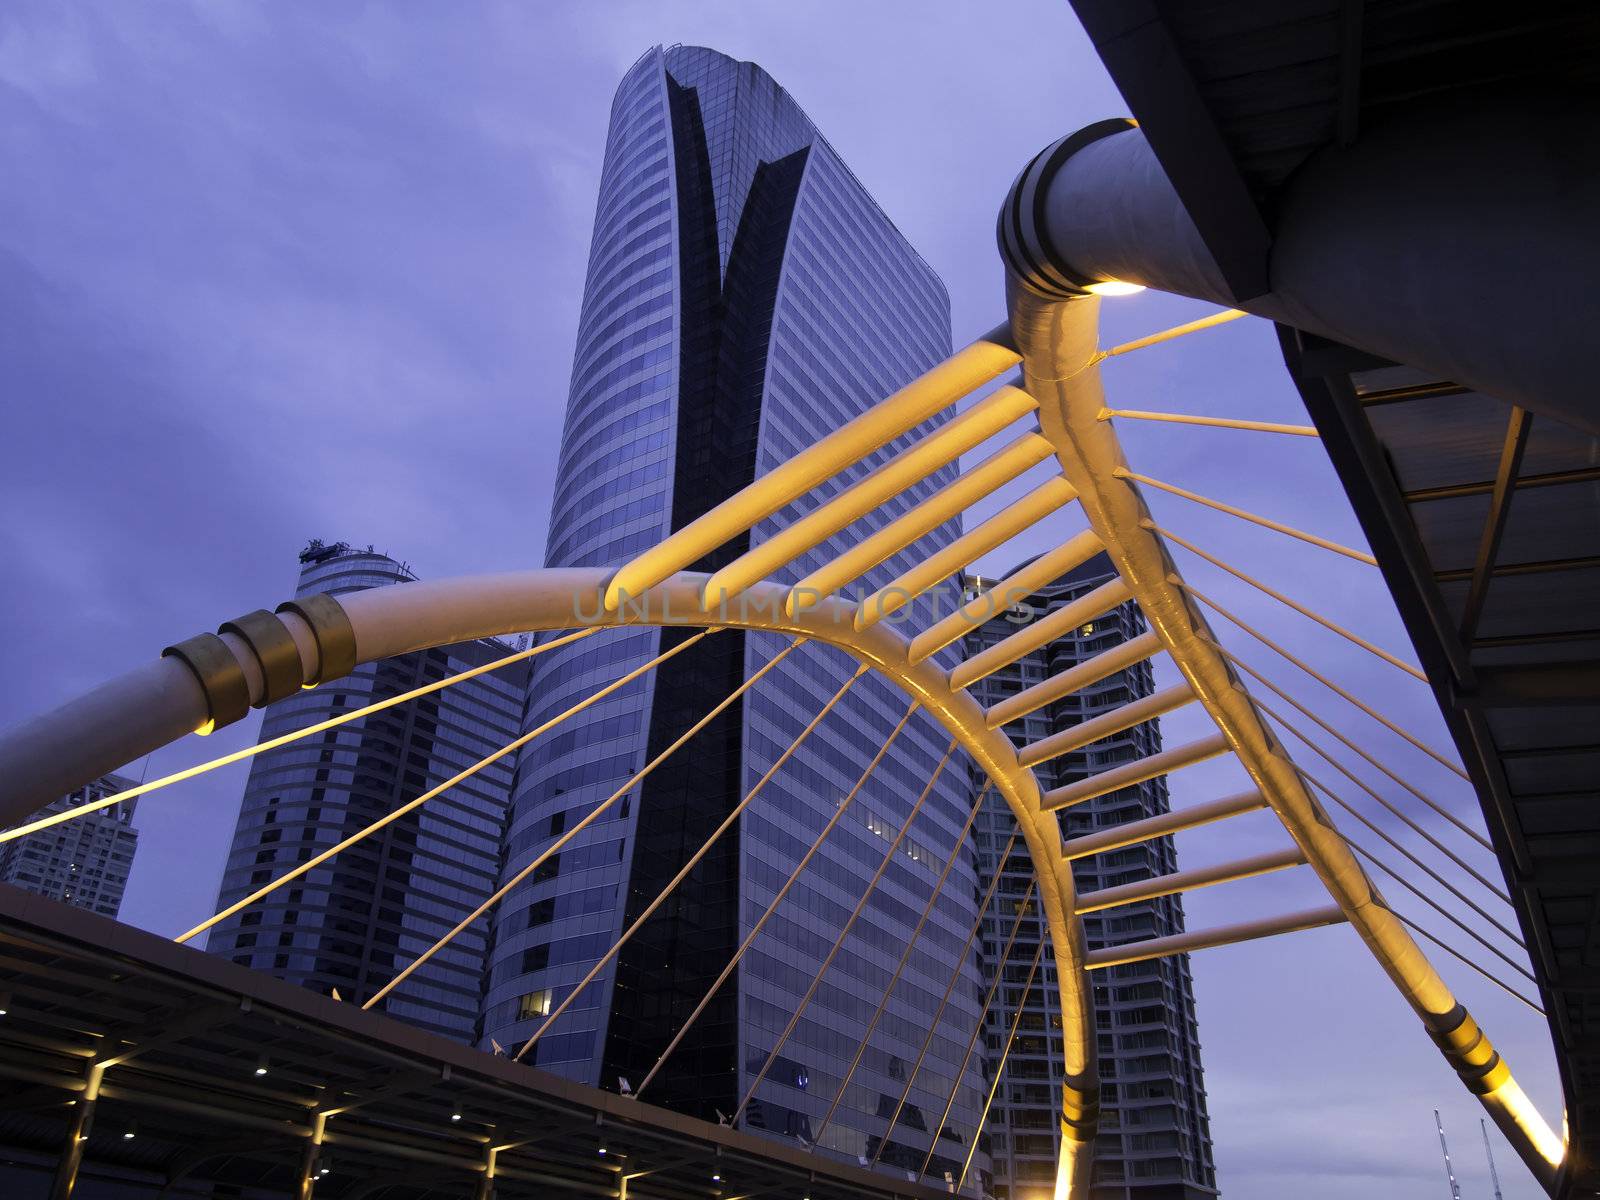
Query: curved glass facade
[{"left": 482, "top": 44, "right": 988, "bottom": 1183}]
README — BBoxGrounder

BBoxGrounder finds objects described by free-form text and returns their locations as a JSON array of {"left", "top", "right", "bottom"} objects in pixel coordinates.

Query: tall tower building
[
  {"left": 964, "top": 555, "right": 1217, "bottom": 1200},
  {"left": 207, "top": 541, "right": 529, "bottom": 1044},
  {"left": 0, "top": 774, "right": 139, "bottom": 918},
  {"left": 482, "top": 45, "right": 989, "bottom": 1180}
]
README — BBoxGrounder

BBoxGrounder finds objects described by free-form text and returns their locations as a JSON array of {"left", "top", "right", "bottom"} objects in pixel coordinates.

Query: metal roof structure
[
  {"left": 1067, "top": 3, "right": 1600, "bottom": 1192},
  {"left": 1283, "top": 329, "right": 1600, "bottom": 1196},
  {"left": 0, "top": 884, "right": 951, "bottom": 1200}
]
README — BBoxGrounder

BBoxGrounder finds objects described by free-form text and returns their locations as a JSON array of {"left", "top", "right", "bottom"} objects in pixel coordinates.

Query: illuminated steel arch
[{"left": 0, "top": 132, "right": 1574, "bottom": 1200}]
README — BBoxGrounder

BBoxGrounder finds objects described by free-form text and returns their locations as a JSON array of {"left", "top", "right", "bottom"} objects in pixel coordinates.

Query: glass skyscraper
[
  {"left": 208, "top": 540, "right": 529, "bottom": 1044},
  {"left": 0, "top": 773, "right": 138, "bottom": 918},
  {"left": 481, "top": 45, "right": 989, "bottom": 1181},
  {"left": 964, "top": 555, "right": 1217, "bottom": 1200}
]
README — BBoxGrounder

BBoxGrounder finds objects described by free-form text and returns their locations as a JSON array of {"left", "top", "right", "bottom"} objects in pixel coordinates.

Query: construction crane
[
  {"left": 1435, "top": 1109, "right": 1463, "bottom": 1200},
  {"left": 1482, "top": 1118, "right": 1505, "bottom": 1200}
]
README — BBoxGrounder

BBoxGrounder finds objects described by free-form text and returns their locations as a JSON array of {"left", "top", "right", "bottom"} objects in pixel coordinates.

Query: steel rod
[
  {"left": 1119, "top": 469, "right": 1377, "bottom": 565},
  {"left": 1187, "top": 584, "right": 1469, "bottom": 781},
  {"left": 1155, "top": 522, "right": 1425, "bottom": 680},
  {"left": 1043, "top": 732, "right": 1230, "bottom": 811},
  {"left": 729, "top": 739, "right": 953, "bottom": 1126},
  {"left": 788, "top": 431, "right": 1055, "bottom": 612},
  {"left": 635, "top": 701, "right": 922, "bottom": 1097},
  {"left": 1225, "top": 648, "right": 1492, "bottom": 851},
  {"left": 176, "top": 630, "right": 711, "bottom": 946},
  {"left": 1063, "top": 790, "right": 1267, "bottom": 861},
  {"left": 869, "top": 828, "right": 1023, "bottom": 1168},
  {"left": 951, "top": 576, "right": 1134, "bottom": 689},
  {"left": 907, "top": 530, "right": 1103, "bottom": 665},
  {"left": 855, "top": 475, "right": 1079, "bottom": 630},
  {"left": 513, "top": 662, "right": 868, "bottom": 1061},
  {"left": 1104, "top": 408, "right": 1318, "bottom": 437},
  {"left": 919, "top": 883, "right": 1040, "bottom": 1178},
  {"left": 1, "top": 629, "right": 597, "bottom": 846},
  {"left": 605, "top": 325, "right": 1020, "bottom": 609},
  {"left": 1075, "top": 846, "right": 1306, "bottom": 914},
  {"left": 1251, "top": 693, "right": 1515, "bottom": 911},
  {"left": 701, "top": 384, "right": 1039, "bottom": 606},
  {"left": 806, "top": 780, "right": 992, "bottom": 1145},
  {"left": 364, "top": 635, "right": 799, "bottom": 1010},
  {"left": 1100, "top": 308, "right": 1248, "bottom": 357},
  {"left": 1084, "top": 905, "right": 1347, "bottom": 969},
  {"left": 1020, "top": 681, "right": 1194, "bottom": 768},
  {"left": 985, "top": 629, "right": 1162, "bottom": 727},
  {"left": 954, "top": 942, "right": 1046, "bottom": 1190}
]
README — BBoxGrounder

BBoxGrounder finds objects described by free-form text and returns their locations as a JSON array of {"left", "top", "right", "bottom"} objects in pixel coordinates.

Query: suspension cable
[
  {"left": 1224, "top": 649, "right": 1490, "bottom": 851},
  {"left": 1393, "top": 911, "right": 1545, "bottom": 1016},
  {"left": 872, "top": 829, "right": 1023, "bottom": 1168},
  {"left": 735, "top": 743, "right": 960, "bottom": 1126},
  {"left": 1100, "top": 308, "right": 1247, "bottom": 357},
  {"left": 1250, "top": 692, "right": 1512, "bottom": 907},
  {"left": 801, "top": 777, "right": 987, "bottom": 1143},
  {"left": 1291, "top": 762, "right": 1525, "bottom": 949},
  {"left": 1156, "top": 523, "right": 1425, "bottom": 681},
  {"left": 953, "top": 941, "right": 1046, "bottom": 1190},
  {"left": 634, "top": 700, "right": 923, "bottom": 1097},
  {"left": 1341, "top": 833, "right": 1537, "bottom": 986},
  {"left": 363, "top": 634, "right": 801, "bottom": 1010},
  {"left": 175, "top": 628, "right": 686, "bottom": 945},
  {"left": 1118, "top": 469, "right": 1377, "bottom": 565},
  {"left": 1186, "top": 584, "right": 1469, "bottom": 781},
  {"left": 513, "top": 662, "right": 869, "bottom": 1062},
  {"left": 920, "top": 880, "right": 1038, "bottom": 1177},
  {"left": 1, "top": 628, "right": 599, "bottom": 846},
  {"left": 1104, "top": 409, "right": 1318, "bottom": 437}
]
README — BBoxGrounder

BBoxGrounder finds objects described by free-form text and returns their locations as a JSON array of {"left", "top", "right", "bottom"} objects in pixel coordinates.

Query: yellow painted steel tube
[
  {"left": 854, "top": 474, "right": 1078, "bottom": 630},
  {"left": 327, "top": 566, "right": 1100, "bottom": 1180},
  {"left": 785, "top": 430, "right": 1054, "bottom": 613},
  {"left": 1042, "top": 732, "right": 1230, "bottom": 811},
  {"left": 1006, "top": 282, "right": 1562, "bottom": 1191},
  {"left": 986, "top": 629, "right": 1162, "bottom": 728},
  {"left": 949, "top": 576, "right": 1133, "bottom": 690},
  {"left": 1064, "top": 789, "right": 1268, "bottom": 861},
  {"left": 1019, "top": 681, "right": 1195, "bottom": 768},
  {"left": 1075, "top": 846, "right": 1306, "bottom": 914},
  {"left": 701, "top": 383, "right": 1040, "bottom": 606},
  {"left": 1083, "top": 904, "right": 1347, "bottom": 969},
  {"left": 603, "top": 324, "right": 1021, "bottom": 609},
  {"left": 906, "top": 528, "right": 1104, "bottom": 665}
]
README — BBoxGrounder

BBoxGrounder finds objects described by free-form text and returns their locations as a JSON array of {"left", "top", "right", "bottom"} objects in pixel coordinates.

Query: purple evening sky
[{"left": 0, "top": 4, "right": 1558, "bottom": 1197}]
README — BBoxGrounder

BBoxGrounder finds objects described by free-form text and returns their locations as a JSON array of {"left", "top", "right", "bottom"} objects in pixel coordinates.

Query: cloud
[{"left": 0, "top": 5, "right": 1560, "bottom": 1197}]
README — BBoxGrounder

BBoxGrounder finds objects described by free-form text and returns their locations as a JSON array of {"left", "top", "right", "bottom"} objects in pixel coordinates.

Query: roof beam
[{"left": 1065, "top": 0, "right": 1272, "bottom": 301}]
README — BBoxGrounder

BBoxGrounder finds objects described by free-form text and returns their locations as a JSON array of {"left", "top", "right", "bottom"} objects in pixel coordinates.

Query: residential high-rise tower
[
  {"left": 207, "top": 541, "right": 529, "bottom": 1044},
  {"left": 964, "top": 555, "right": 1217, "bottom": 1200},
  {"left": 481, "top": 45, "right": 989, "bottom": 1180},
  {"left": 0, "top": 774, "right": 139, "bottom": 918}
]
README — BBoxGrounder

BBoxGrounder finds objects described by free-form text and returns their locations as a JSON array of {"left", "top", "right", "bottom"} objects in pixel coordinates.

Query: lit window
[{"left": 517, "top": 989, "right": 554, "bottom": 1019}]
